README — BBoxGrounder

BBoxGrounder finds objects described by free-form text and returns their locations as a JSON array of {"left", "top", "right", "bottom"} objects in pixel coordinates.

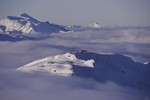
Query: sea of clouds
[
  {"left": 0, "top": 69, "right": 149, "bottom": 100},
  {"left": 0, "top": 27, "right": 150, "bottom": 100}
]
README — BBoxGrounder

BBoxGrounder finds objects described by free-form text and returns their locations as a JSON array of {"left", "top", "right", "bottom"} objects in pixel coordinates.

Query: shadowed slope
[{"left": 17, "top": 51, "right": 150, "bottom": 90}]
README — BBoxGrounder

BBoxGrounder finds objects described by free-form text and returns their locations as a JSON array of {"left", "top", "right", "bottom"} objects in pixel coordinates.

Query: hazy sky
[{"left": 0, "top": 0, "right": 150, "bottom": 26}]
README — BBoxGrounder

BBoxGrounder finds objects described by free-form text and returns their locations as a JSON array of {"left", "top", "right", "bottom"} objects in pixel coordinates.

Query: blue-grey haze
[{"left": 0, "top": 0, "right": 150, "bottom": 26}]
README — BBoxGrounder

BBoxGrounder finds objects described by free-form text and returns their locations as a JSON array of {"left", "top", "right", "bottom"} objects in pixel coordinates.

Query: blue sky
[{"left": 0, "top": 0, "right": 150, "bottom": 26}]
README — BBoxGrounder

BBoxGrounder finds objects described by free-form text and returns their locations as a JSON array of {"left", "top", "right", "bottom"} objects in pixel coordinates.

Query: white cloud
[
  {"left": 0, "top": 27, "right": 150, "bottom": 100},
  {"left": 0, "top": 69, "right": 149, "bottom": 100}
]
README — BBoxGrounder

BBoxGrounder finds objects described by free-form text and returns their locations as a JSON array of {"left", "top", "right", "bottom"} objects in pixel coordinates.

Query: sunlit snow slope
[
  {"left": 0, "top": 13, "right": 67, "bottom": 34},
  {"left": 17, "top": 51, "right": 150, "bottom": 90},
  {"left": 17, "top": 52, "right": 94, "bottom": 76}
]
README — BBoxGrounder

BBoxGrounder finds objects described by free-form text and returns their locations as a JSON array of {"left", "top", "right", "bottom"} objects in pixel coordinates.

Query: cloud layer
[
  {"left": 0, "top": 70, "right": 149, "bottom": 100},
  {"left": 0, "top": 27, "right": 150, "bottom": 69},
  {"left": 0, "top": 27, "right": 150, "bottom": 100}
]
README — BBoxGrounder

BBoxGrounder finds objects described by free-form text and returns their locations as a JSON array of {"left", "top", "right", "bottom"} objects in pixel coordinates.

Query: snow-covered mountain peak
[
  {"left": 20, "top": 13, "right": 40, "bottom": 23},
  {"left": 17, "top": 51, "right": 150, "bottom": 90},
  {"left": 66, "top": 23, "right": 102, "bottom": 32},
  {"left": 89, "top": 22, "right": 101, "bottom": 28},
  {"left": 20, "top": 13, "right": 33, "bottom": 19},
  {"left": 0, "top": 13, "right": 67, "bottom": 35},
  {"left": 17, "top": 52, "right": 95, "bottom": 76}
]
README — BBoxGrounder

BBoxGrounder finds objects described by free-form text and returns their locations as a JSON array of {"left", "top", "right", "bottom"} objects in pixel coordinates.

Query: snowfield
[{"left": 17, "top": 52, "right": 95, "bottom": 76}]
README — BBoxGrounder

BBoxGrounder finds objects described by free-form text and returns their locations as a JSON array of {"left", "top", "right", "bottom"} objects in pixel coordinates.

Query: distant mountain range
[
  {"left": 0, "top": 13, "right": 67, "bottom": 34},
  {"left": 0, "top": 13, "right": 69, "bottom": 40},
  {"left": 1, "top": 13, "right": 150, "bottom": 41},
  {"left": 0, "top": 13, "right": 103, "bottom": 41},
  {"left": 17, "top": 51, "right": 150, "bottom": 91}
]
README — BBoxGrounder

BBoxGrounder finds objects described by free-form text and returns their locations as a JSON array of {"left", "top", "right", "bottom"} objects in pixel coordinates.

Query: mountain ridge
[
  {"left": 17, "top": 51, "right": 150, "bottom": 91},
  {"left": 0, "top": 13, "right": 103, "bottom": 35},
  {"left": 0, "top": 13, "right": 68, "bottom": 34}
]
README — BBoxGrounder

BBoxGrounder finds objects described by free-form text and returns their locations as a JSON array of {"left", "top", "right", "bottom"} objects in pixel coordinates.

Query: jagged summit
[
  {"left": 20, "top": 13, "right": 40, "bottom": 23},
  {"left": 17, "top": 51, "right": 150, "bottom": 90},
  {"left": 89, "top": 22, "right": 101, "bottom": 28},
  {"left": 20, "top": 13, "right": 33, "bottom": 18},
  {"left": 0, "top": 14, "right": 104, "bottom": 40},
  {"left": 0, "top": 13, "right": 67, "bottom": 35},
  {"left": 66, "top": 22, "right": 102, "bottom": 32}
]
